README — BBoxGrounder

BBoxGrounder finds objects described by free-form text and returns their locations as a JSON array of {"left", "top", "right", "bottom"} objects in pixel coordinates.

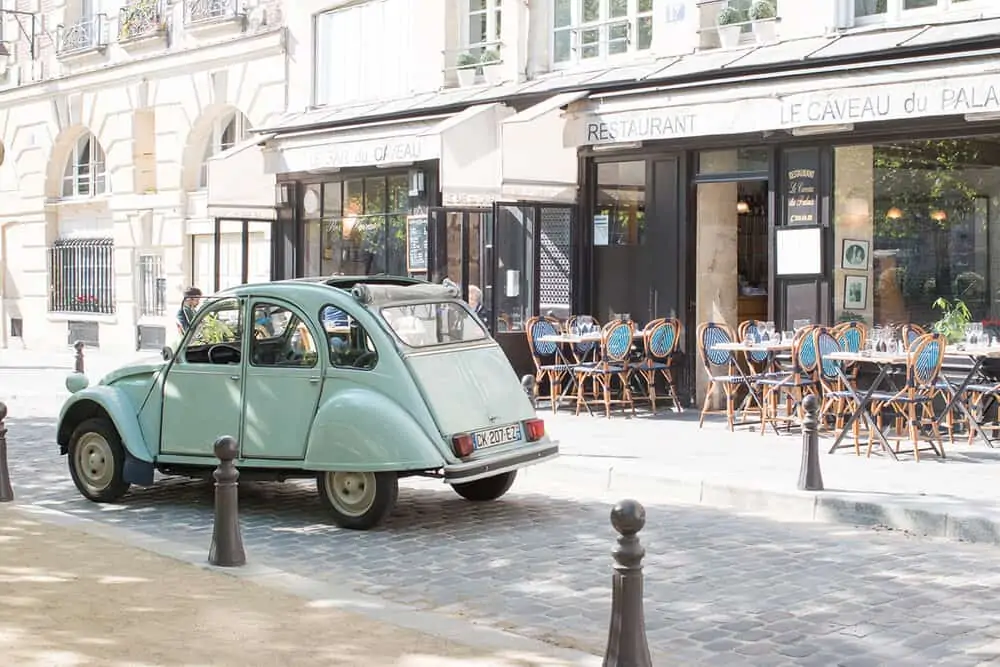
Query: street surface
[{"left": 2, "top": 354, "right": 1000, "bottom": 665}]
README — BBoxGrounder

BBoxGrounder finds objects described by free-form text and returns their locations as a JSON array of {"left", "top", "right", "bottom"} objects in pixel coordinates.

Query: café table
[
  {"left": 826, "top": 350, "right": 906, "bottom": 460},
  {"left": 710, "top": 341, "right": 794, "bottom": 433}
]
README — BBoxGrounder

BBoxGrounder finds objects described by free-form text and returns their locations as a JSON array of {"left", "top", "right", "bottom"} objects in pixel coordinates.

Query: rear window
[{"left": 381, "top": 302, "right": 489, "bottom": 348}]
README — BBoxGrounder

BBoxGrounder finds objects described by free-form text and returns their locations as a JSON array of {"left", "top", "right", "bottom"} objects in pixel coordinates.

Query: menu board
[
  {"left": 785, "top": 148, "right": 819, "bottom": 225},
  {"left": 406, "top": 215, "right": 428, "bottom": 273}
]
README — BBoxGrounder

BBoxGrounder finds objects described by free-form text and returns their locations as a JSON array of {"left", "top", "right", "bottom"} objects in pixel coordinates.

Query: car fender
[
  {"left": 58, "top": 386, "right": 155, "bottom": 463},
  {"left": 304, "top": 387, "right": 445, "bottom": 472}
]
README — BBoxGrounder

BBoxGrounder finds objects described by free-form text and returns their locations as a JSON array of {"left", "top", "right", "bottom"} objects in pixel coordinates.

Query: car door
[
  {"left": 160, "top": 296, "right": 246, "bottom": 459},
  {"left": 240, "top": 300, "right": 324, "bottom": 460}
]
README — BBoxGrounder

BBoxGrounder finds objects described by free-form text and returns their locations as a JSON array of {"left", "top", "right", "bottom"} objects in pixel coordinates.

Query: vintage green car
[{"left": 57, "top": 276, "right": 558, "bottom": 529}]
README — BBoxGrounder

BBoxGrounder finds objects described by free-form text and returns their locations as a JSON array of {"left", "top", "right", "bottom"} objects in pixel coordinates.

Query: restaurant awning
[
  {"left": 206, "top": 134, "right": 278, "bottom": 220},
  {"left": 501, "top": 90, "right": 588, "bottom": 204},
  {"left": 260, "top": 103, "right": 510, "bottom": 206},
  {"left": 564, "top": 50, "right": 1000, "bottom": 147}
]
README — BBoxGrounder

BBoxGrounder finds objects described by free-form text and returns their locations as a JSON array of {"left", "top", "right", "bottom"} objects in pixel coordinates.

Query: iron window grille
[
  {"left": 47, "top": 238, "right": 116, "bottom": 314},
  {"left": 138, "top": 254, "right": 166, "bottom": 316}
]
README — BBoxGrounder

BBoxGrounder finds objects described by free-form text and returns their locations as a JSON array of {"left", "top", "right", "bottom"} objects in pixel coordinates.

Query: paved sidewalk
[
  {"left": 544, "top": 410, "right": 1000, "bottom": 545},
  {"left": 0, "top": 506, "right": 592, "bottom": 667}
]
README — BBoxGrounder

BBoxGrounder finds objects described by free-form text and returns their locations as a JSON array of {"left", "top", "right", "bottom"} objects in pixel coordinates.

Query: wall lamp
[{"left": 0, "top": 9, "right": 38, "bottom": 60}]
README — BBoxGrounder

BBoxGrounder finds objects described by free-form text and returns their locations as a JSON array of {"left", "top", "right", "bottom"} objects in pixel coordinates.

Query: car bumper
[{"left": 442, "top": 440, "right": 559, "bottom": 484}]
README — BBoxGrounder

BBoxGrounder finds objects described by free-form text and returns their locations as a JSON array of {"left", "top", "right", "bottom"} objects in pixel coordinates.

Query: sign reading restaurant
[{"left": 572, "top": 70, "right": 1000, "bottom": 146}]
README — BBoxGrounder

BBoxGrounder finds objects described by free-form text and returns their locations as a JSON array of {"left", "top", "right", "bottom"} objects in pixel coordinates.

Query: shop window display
[{"left": 834, "top": 138, "right": 997, "bottom": 331}]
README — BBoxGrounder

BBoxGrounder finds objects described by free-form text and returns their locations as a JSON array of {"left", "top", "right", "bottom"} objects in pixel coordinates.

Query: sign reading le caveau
[
  {"left": 577, "top": 72, "right": 1000, "bottom": 145},
  {"left": 307, "top": 137, "right": 424, "bottom": 170}
]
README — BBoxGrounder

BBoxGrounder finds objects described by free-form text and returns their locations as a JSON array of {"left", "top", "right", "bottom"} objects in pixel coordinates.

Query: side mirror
[{"left": 161, "top": 346, "right": 174, "bottom": 362}]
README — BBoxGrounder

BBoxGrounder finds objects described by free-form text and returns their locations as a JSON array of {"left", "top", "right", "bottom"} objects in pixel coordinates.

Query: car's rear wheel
[
  {"left": 317, "top": 471, "right": 398, "bottom": 530},
  {"left": 68, "top": 417, "right": 131, "bottom": 503},
  {"left": 452, "top": 471, "right": 517, "bottom": 502}
]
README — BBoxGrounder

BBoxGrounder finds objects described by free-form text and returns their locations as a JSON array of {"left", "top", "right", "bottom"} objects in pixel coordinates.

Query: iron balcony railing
[
  {"left": 57, "top": 14, "right": 109, "bottom": 57},
  {"left": 119, "top": 0, "right": 165, "bottom": 42},
  {"left": 47, "top": 238, "right": 116, "bottom": 315},
  {"left": 184, "top": 0, "right": 242, "bottom": 27}
]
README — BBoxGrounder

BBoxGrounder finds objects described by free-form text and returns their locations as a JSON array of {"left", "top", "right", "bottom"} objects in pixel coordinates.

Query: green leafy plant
[
  {"left": 837, "top": 311, "right": 867, "bottom": 324},
  {"left": 196, "top": 313, "right": 237, "bottom": 345},
  {"left": 931, "top": 297, "right": 972, "bottom": 344},
  {"left": 480, "top": 49, "right": 501, "bottom": 65},
  {"left": 749, "top": 0, "right": 776, "bottom": 20},
  {"left": 456, "top": 52, "right": 479, "bottom": 69},
  {"left": 717, "top": 6, "right": 742, "bottom": 25}
]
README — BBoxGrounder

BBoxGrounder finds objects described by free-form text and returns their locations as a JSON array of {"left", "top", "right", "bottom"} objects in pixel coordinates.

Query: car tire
[
  {"left": 317, "top": 471, "right": 398, "bottom": 530},
  {"left": 68, "top": 417, "right": 131, "bottom": 503},
  {"left": 452, "top": 471, "right": 517, "bottom": 502}
]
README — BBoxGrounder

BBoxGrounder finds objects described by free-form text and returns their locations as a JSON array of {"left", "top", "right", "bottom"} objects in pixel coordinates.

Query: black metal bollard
[
  {"left": 0, "top": 402, "right": 11, "bottom": 503},
  {"left": 603, "top": 499, "right": 652, "bottom": 667},
  {"left": 73, "top": 340, "right": 85, "bottom": 374},
  {"left": 208, "top": 435, "right": 246, "bottom": 567},
  {"left": 798, "top": 394, "right": 824, "bottom": 491}
]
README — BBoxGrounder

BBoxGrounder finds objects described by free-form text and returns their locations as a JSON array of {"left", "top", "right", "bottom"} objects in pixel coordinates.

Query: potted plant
[
  {"left": 716, "top": 5, "right": 742, "bottom": 49},
  {"left": 749, "top": 0, "right": 777, "bottom": 44},
  {"left": 931, "top": 297, "right": 972, "bottom": 345},
  {"left": 456, "top": 52, "right": 479, "bottom": 87},
  {"left": 480, "top": 49, "right": 502, "bottom": 84}
]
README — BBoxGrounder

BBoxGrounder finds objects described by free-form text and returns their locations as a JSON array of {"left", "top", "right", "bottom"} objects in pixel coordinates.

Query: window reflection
[
  {"left": 596, "top": 161, "right": 645, "bottom": 246},
  {"left": 834, "top": 138, "right": 995, "bottom": 328}
]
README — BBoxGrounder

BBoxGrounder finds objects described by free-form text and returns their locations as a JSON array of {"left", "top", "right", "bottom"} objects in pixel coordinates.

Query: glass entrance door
[{"left": 428, "top": 207, "right": 493, "bottom": 327}]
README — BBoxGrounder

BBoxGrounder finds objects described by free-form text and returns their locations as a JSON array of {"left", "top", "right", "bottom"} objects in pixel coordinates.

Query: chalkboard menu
[
  {"left": 785, "top": 148, "right": 819, "bottom": 225},
  {"left": 406, "top": 215, "right": 428, "bottom": 273}
]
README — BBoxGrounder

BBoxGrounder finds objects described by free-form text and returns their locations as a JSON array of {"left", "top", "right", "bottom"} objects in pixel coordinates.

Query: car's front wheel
[
  {"left": 452, "top": 471, "right": 517, "bottom": 502},
  {"left": 68, "top": 417, "right": 131, "bottom": 503},
  {"left": 317, "top": 471, "right": 398, "bottom": 530}
]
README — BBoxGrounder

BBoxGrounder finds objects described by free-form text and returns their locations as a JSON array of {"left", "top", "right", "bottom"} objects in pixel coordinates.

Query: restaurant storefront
[{"left": 564, "top": 50, "right": 1000, "bottom": 404}]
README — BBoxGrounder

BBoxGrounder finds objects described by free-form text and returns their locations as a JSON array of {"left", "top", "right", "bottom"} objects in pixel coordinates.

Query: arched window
[
  {"left": 199, "top": 111, "right": 250, "bottom": 188},
  {"left": 62, "top": 132, "right": 107, "bottom": 198}
]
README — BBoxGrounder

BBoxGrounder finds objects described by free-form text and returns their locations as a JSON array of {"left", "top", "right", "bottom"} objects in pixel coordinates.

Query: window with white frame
[
  {"left": 854, "top": 0, "right": 983, "bottom": 23},
  {"left": 62, "top": 133, "right": 107, "bottom": 198},
  {"left": 553, "top": 0, "right": 653, "bottom": 67},
  {"left": 198, "top": 111, "right": 250, "bottom": 188},
  {"left": 463, "top": 0, "right": 502, "bottom": 57}
]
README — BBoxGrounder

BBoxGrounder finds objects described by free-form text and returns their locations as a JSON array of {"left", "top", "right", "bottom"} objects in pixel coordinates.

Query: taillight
[
  {"left": 524, "top": 418, "right": 545, "bottom": 442},
  {"left": 452, "top": 433, "right": 474, "bottom": 458}
]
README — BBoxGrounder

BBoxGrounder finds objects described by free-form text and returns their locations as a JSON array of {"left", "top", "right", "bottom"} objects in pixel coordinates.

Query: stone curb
[
  {"left": 8, "top": 502, "right": 601, "bottom": 666},
  {"left": 536, "top": 459, "right": 1000, "bottom": 546}
]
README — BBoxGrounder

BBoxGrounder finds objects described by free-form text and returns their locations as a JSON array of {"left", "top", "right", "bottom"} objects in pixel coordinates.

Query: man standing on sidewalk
[{"left": 176, "top": 286, "right": 203, "bottom": 334}]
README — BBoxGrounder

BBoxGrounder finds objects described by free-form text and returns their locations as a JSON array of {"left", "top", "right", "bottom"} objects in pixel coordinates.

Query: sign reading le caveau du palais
[{"left": 576, "top": 72, "right": 1000, "bottom": 146}]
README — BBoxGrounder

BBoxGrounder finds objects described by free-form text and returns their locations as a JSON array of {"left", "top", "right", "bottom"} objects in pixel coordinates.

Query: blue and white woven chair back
[
  {"left": 908, "top": 333, "right": 944, "bottom": 390},
  {"left": 744, "top": 323, "right": 771, "bottom": 365},
  {"left": 837, "top": 322, "right": 865, "bottom": 353},
  {"left": 603, "top": 321, "right": 634, "bottom": 363},
  {"left": 647, "top": 321, "right": 676, "bottom": 360},
  {"left": 698, "top": 323, "right": 733, "bottom": 368},
  {"left": 529, "top": 318, "right": 559, "bottom": 358},
  {"left": 814, "top": 329, "right": 842, "bottom": 382},
  {"left": 569, "top": 316, "right": 600, "bottom": 357},
  {"left": 795, "top": 329, "right": 819, "bottom": 374}
]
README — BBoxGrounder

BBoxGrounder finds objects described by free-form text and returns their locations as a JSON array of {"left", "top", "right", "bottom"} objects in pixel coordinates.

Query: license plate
[{"left": 472, "top": 423, "right": 522, "bottom": 450}]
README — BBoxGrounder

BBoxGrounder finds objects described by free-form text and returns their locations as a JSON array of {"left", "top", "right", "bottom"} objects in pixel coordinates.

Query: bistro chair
[
  {"left": 902, "top": 323, "right": 927, "bottom": 346},
  {"left": 737, "top": 320, "right": 775, "bottom": 376},
  {"left": 831, "top": 321, "right": 868, "bottom": 386},
  {"left": 696, "top": 322, "right": 750, "bottom": 431},
  {"left": 567, "top": 315, "right": 602, "bottom": 364},
  {"left": 813, "top": 328, "right": 864, "bottom": 450},
  {"left": 574, "top": 319, "right": 636, "bottom": 418},
  {"left": 756, "top": 328, "right": 819, "bottom": 435},
  {"left": 526, "top": 316, "right": 574, "bottom": 413},
  {"left": 630, "top": 318, "right": 683, "bottom": 414},
  {"left": 867, "top": 333, "right": 946, "bottom": 461}
]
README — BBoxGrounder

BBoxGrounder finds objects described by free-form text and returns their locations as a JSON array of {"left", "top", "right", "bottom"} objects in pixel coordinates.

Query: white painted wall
[{"left": 0, "top": 5, "right": 287, "bottom": 352}]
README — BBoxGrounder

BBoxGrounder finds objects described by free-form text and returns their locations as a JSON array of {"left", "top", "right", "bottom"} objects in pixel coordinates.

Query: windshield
[{"left": 381, "top": 302, "right": 489, "bottom": 348}]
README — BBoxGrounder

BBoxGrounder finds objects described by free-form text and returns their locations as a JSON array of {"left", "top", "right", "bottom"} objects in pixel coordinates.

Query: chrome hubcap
[
  {"left": 325, "top": 472, "right": 377, "bottom": 517},
  {"left": 74, "top": 433, "right": 114, "bottom": 494}
]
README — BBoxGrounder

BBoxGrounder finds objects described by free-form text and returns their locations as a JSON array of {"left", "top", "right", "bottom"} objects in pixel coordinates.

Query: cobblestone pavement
[{"left": 7, "top": 417, "right": 1000, "bottom": 666}]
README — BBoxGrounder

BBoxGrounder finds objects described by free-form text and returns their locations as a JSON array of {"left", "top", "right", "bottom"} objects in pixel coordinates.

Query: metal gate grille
[
  {"left": 47, "top": 238, "right": 115, "bottom": 314},
  {"left": 539, "top": 207, "right": 572, "bottom": 317}
]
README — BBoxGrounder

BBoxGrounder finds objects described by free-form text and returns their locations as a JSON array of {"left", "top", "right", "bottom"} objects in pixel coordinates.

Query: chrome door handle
[
  {"left": 230, "top": 375, "right": 240, "bottom": 381},
  {"left": 309, "top": 377, "right": 321, "bottom": 384}
]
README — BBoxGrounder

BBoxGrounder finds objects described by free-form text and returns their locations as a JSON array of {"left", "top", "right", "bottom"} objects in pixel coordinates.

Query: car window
[
  {"left": 250, "top": 303, "right": 318, "bottom": 368},
  {"left": 320, "top": 305, "right": 378, "bottom": 371},
  {"left": 182, "top": 298, "right": 243, "bottom": 365},
  {"left": 381, "top": 302, "right": 489, "bottom": 348}
]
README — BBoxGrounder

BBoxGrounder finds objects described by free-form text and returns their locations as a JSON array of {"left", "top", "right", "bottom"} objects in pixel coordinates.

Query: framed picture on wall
[
  {"left": 843, "top": 275, "right": 868, "bottom": 310},
  {"left": 841, "top": 239, "right": 871, "bottom": 270}
]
